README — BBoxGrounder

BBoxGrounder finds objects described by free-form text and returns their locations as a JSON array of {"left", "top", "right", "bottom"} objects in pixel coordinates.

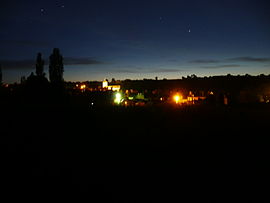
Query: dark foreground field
[{"left": 1, "top": 104, "right": 270, "bottom": 201}]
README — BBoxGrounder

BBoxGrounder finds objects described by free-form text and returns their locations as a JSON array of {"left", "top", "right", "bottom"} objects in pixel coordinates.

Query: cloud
[
  {"left": 0, "top": 57, "right": 105, "bottom": 70},
  {"left": 190, "top": 56, "right": 270, "bottom": 64},
  {"left": 188, "top": 57, "right": 242, "bottom": 69},
  {"left": 200, "top": 64, "right": 241, "bottom": 69},
  {"left": 114, "top": 69, "right": 140, "bottom": 73},
  {"left": 114, "top": 67, "right": 185, "bottom": 73},
  {"left": 226, "top": 56, "right": 270, "bottom": 62},
  {"left": 153, "top": 68, "right": 185, "bottom": 73},
  {"left": 64, "top": 57, "right": 105, "bottom": 65},
  {"left": 189, "top": 59, "right": 220, "bottom": 64},
  {"left": 166, "top": 59, "right": 181, "bottom": 63}
]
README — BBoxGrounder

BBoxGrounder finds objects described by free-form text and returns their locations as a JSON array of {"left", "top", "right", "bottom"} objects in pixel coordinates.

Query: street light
[
  {"left": 80, "top": 84, "right": 86, "bottom": 90},
  {"left": 80, "top": 84, "right": 86, "bottom": 92},
  {"left": 173, "top": 94, "right": 182, "bottom": 104},
  {"left": 114, "top": 92, "right": 122, "bottom": 104},
  {"left": 174, "top": 95, "right": 180, "bottom": 104}
]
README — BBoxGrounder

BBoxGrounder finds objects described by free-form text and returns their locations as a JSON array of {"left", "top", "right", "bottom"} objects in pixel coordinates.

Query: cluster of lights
[
  {"left": 80, "top": 84, "right": 86, "bottom": 90},
  {"left": 113, "top": 92, "right": 186, "bottom": 105}
]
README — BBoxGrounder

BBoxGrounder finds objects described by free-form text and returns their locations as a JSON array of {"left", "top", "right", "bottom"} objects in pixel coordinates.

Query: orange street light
[
  {"left": 174, "top": 94, "right": 181, "bottom": 104},
  {"left": 80, "top": 84, "right": 86, "bottom": 90}
]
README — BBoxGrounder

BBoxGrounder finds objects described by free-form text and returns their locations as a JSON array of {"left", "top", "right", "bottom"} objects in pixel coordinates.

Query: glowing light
[
  {"left": 114, "top": 92, "right": 122, "bottom": 104},
  {"left": 110, "top": 85, "right": 121, "bottom": 91},
  {"left": 102, "top": 80, "right": 108, "bottom": 88},
  {"left": 224, "top": 97, "right": 228, "bottom": 105},
  {"left": 187, "top": 96, "right": 193, "bottom": 102},
  {"left": 173, "top": 94, "right": 183, "bottom": 104},
  {"left": 116, "top": 93, "right": 121, "bottom": 99},
  {"left": 80, "top": 84, "right": 86, "bottom": 90},
  {"left": 174, "top": 95, "right": 180, "bottom": 104}
]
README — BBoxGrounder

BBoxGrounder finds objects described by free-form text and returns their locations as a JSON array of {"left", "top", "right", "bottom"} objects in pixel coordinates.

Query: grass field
[{"left": 1, "top": 104, "right": 270, "bottom": 201}]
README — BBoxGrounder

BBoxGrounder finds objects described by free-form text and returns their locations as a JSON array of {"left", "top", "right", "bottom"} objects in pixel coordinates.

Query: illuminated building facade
[
  {"left": 102, "top": 79, "right": 121, "bottom": 91},
  {"left": 102, "top": 79, "right": 108, "bottom": 88}
]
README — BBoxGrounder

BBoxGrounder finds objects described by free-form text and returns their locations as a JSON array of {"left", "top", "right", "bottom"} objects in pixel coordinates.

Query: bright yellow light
[
  {"left": 80, "top": 84, "right": 86, "bottom": 90},
  {"left": 173, "top": 94, "right": 183, "bottom": 104},
  {"left": 111, "top": 85, "right": 121, "bottom": 91},
  {"left": 116, "top": 93, "right": 121, "bottom": 99},
  {"left": 114, "top": 93, "right": 122, "bottom": 104},
  {"left": 102, "top": 80, "right": 108, "bottom": 88},
  {"left": 187, "top": 96, "right": 193, "bottom": 102},
  {"left": 174, "top": 95, "right": 180, "bottom": 104}
]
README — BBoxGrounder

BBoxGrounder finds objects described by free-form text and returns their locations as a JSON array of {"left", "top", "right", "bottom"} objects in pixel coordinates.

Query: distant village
[
  {"left": 2, "top": 72, "right": 270, "bottom": 109},
  {"left": 1, "top": 50, "right": 270, "bottom": 108},
  {"left": 65, "top": 74, "right": 270, "bottom": 107}
]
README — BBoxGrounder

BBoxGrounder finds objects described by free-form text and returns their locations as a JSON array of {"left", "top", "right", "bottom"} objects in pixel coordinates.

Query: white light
[
  {"left": 114, "top": 93, "right": 122, "bottom": 104},
  {"left": 116, "top": 93, "right": 121, "bottom": 99}
]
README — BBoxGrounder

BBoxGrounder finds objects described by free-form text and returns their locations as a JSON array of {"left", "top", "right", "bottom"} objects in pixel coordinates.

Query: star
[{"left": 40, "top": 8, "right": 45, "bottom": 15}]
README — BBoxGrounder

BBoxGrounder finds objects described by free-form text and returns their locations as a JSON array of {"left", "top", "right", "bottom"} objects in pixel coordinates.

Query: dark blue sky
[{"left": 1, "top": 0, "right": 270, "bottom": 83}]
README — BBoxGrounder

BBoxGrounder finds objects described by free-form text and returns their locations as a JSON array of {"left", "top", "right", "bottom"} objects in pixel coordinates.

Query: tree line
[
  {"left": 35, "top": 48, "right": 64, "bottom": 84},
  {"left": 0, "top": 48, "right": 64, "bottom": 85}
]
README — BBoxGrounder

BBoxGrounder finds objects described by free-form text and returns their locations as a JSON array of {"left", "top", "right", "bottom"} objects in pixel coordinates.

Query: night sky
[{"left": 1, "top": 0, "right": 270, "bottom": 83}]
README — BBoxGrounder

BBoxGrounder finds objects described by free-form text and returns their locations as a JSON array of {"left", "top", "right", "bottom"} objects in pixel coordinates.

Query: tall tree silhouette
[
  {"left": 36, "top": 53, "right": 45, "bottom": 77},
  {"left": 49, "top": 48, "right": 64, "bottom": 83},
  {"left": 0, "top": 64, "right": 2, "bottom": 85}
]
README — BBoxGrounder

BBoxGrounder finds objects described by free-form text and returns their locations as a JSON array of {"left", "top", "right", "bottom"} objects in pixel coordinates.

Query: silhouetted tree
[
  {"left": 0, "top": 64, "right": 2, "bottom": 85},
  {"left": 28, "top": 72, "right": 35, "bottom": 79},
  {"left": 49, "top": 48, "right": 64, "bottom": 83},
  {"left": 20, "top": 76, "right": 26, "bottom": 84},
  {"left": 36, "top": 52, "right": 45, "bottom": 77},
  {"left": 191, "top": 74, "right": 197, "bottom": 79}
]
